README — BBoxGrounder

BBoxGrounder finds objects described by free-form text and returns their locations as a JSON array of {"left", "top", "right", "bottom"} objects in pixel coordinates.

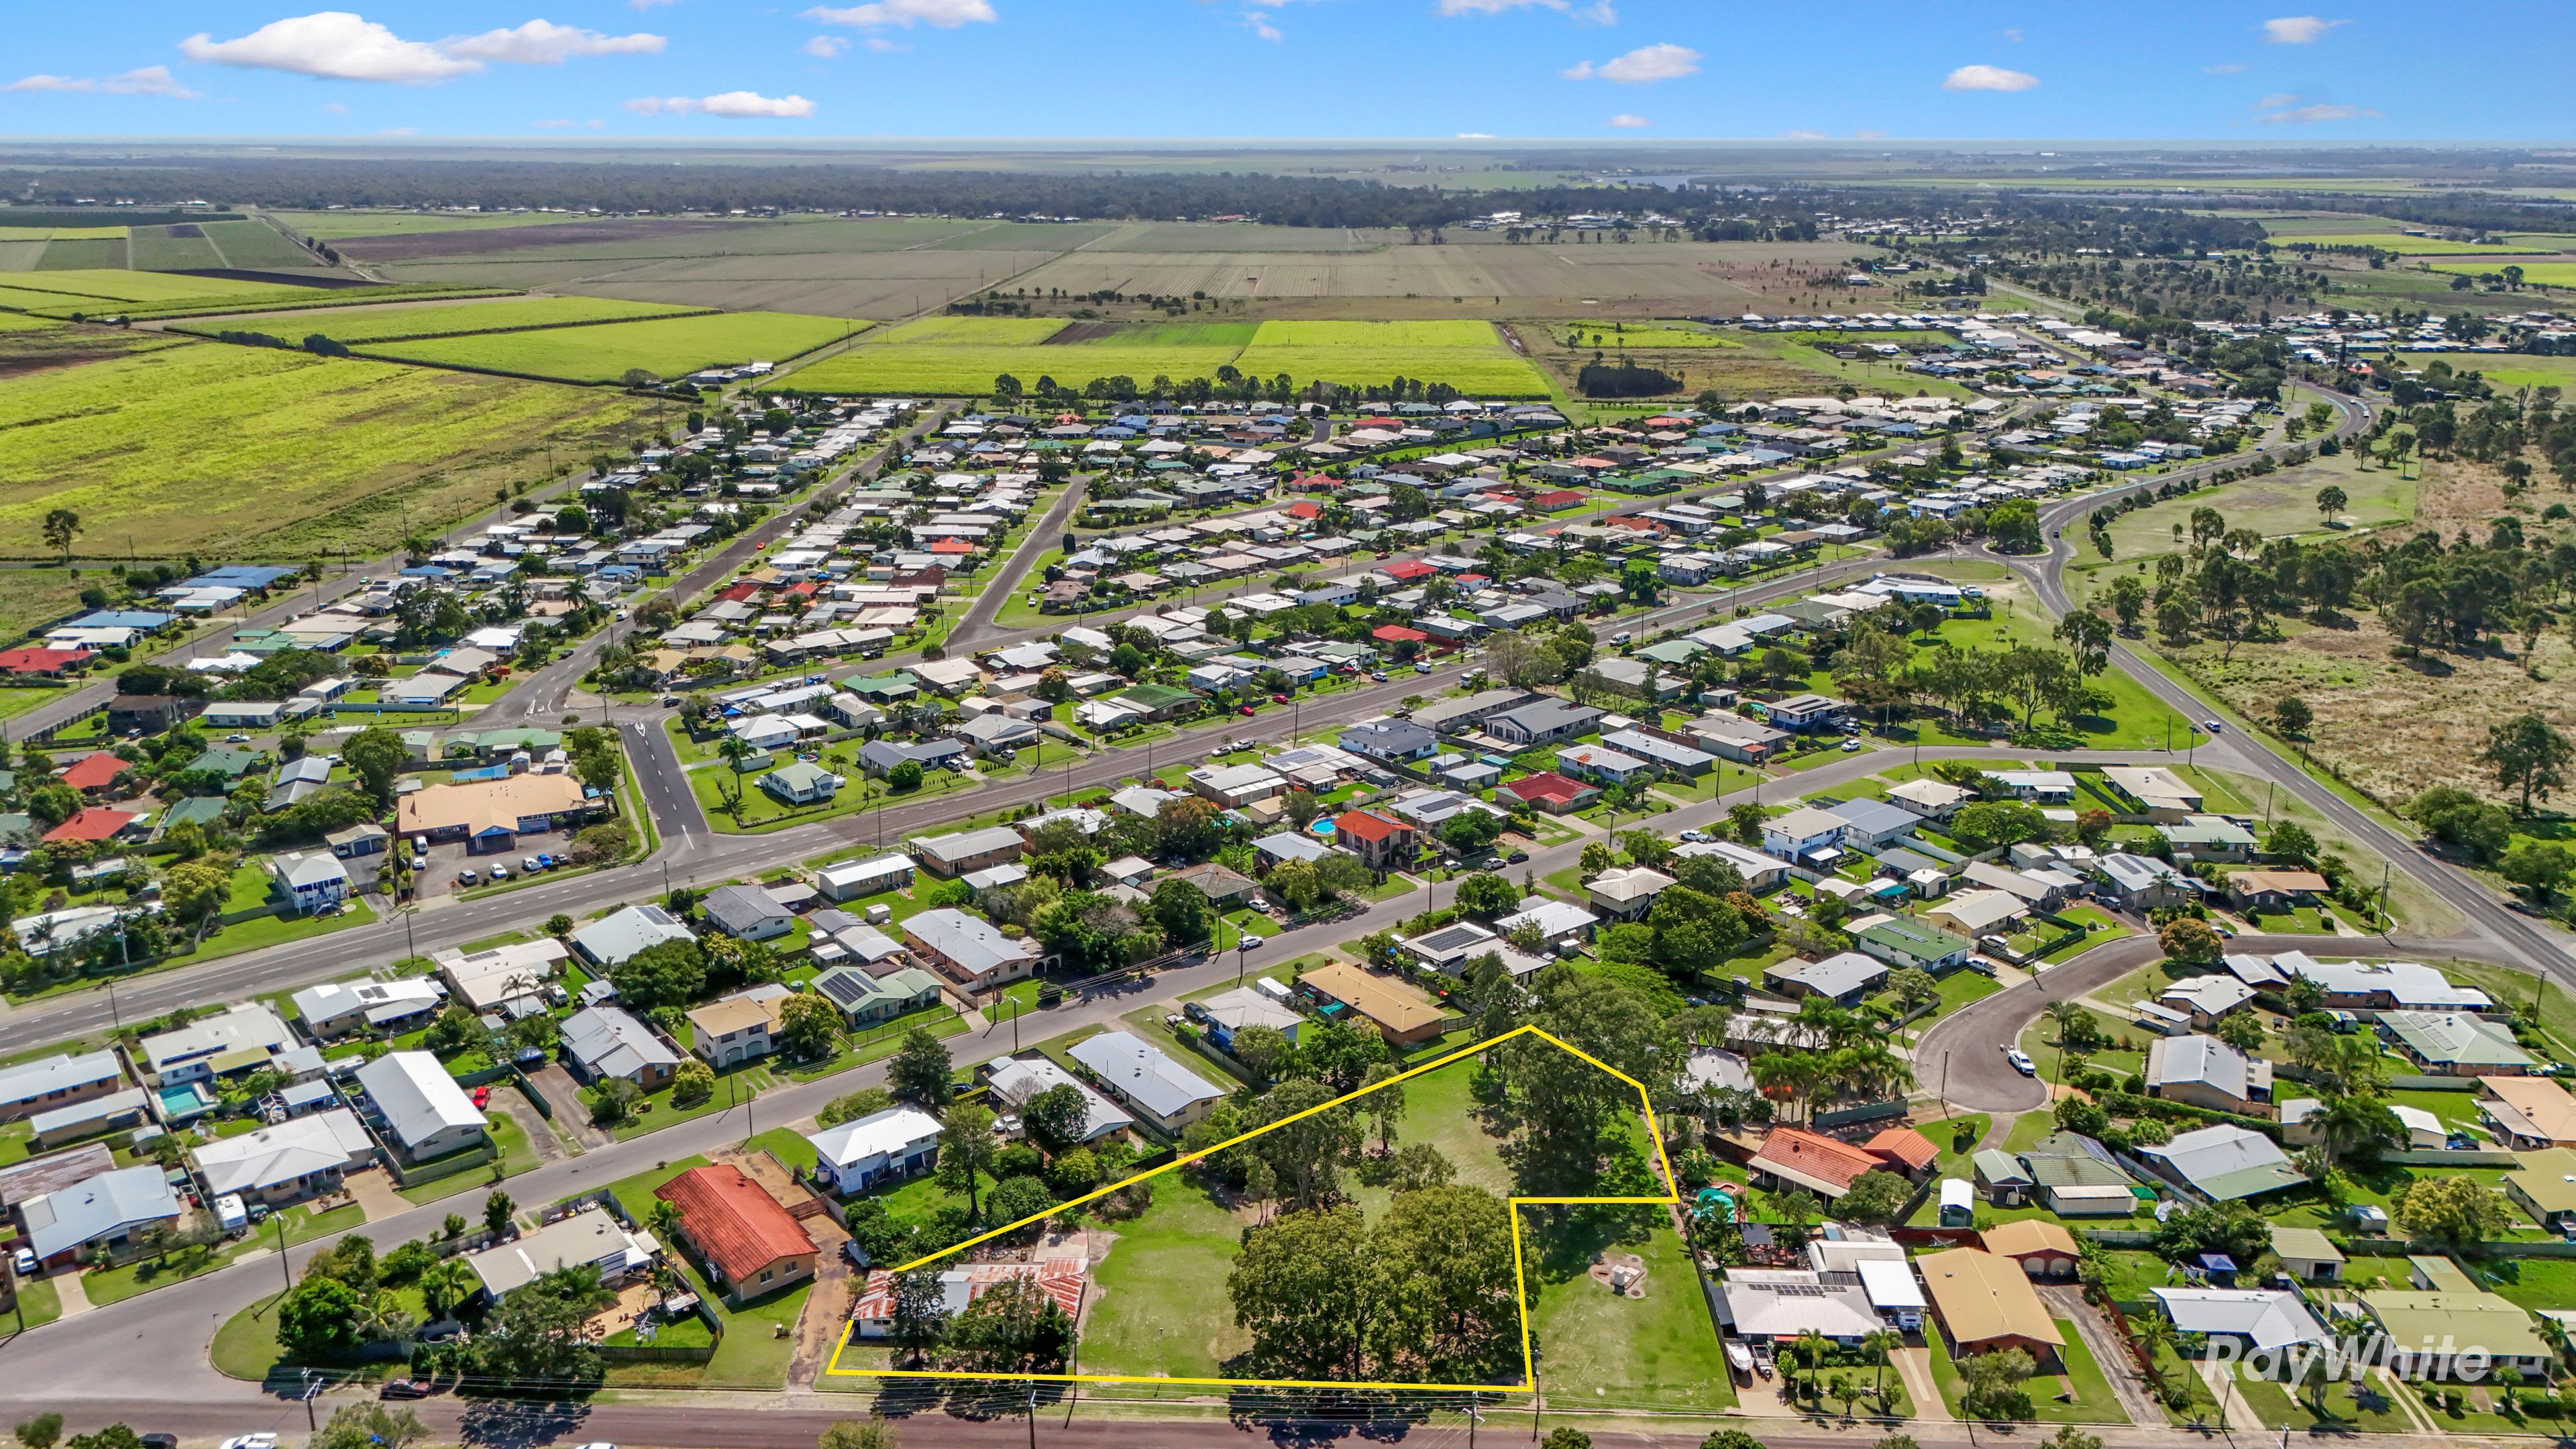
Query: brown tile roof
[
  {"left": 1864, "top": 1126, "right": 1941, "bottom": 1173},
  {"left": 653, "top": 1165, "right": 814, "bottom": 1285},
  {"left": 1980, "top": 1218, "right": 2080, "bottom": 1260},
  {"left": 1748, "top": 1127, "right": 1882, "bottom": 1197}
]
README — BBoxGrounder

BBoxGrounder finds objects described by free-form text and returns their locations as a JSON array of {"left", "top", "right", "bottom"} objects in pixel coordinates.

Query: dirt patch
[
  {"left": 333, "top": 217, "right": 751, "bottom": 262},
  {"left": 1588, "top": 1250, "right": 1649, "bottom": 1297},
  {"left": 1043, "top": 321, "right": 1122, "bottom": 344}
]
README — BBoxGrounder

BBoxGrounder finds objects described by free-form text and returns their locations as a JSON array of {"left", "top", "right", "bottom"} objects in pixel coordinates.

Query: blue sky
[{"left": 0, "top": 1, "right": 2559, "bottom": 142}]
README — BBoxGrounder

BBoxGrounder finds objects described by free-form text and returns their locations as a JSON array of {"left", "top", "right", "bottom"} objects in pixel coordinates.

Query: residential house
[
  {"left": 1762, "top": 806, "right": 1848, "bottom": 861},
  {"left": 1067, "top": 1030, "right": 1224, "bottom": 1134},
  {"left": 1185, "top": 763, "right": 1287, "bottom": 809},
  {"left": 0, "top": 1051, "right": 124, "bottom": 1124},
  {"left": 1713, "top": 1268, "right": 1884, "bottom": 1345},
  {"left": 1338, "top": 720, "right": 1438, "bottom": 765},
  {"left": 437, "top": 937, "right": 570, "bottom": 1014},
  {"left": 1761, "top": 694, "right": 1849, "bottom": 733},
  {"left": 1852, "top": 918, "right": 1974, "bottom": 973},
  {"left": 1197, "top": 985, "right": 1303, "bottom": 1051},
  {"left": 1980, "top": 1220, "right": 2081, "bottom": 1279},
  {"left": 353, "top": 1051, "right": 488, "bottom": 1161},
  {"left": 15, "top": 1163, "right": 182, "bottom": 1269},
  {"left": 1298, "top": 963, "right": 1446, "bottom": 1046},
  {"left": 700, "top": 884, "right": 795, "bottom": 942},
  {"left": 2159, "top": 815, "right": 2258, "bottom": 863},
  {"left": 2227, "top": 870, "right": 2330, "bottom": 912},
  {"left": 2151, "top": 1289, "right": 2327, "bottom": 1366},
  {"left": 984, "top": 1057, "right": 1132, "bottom": 1144},
  {"left": 1484, "top": 700, "right": 1603, "bottom": 747},
  {"left": 2096, "top": 853, "right": 2197, "bottom": 912},
  {"left": 818, "top": 853, "right": 914, "bottom": 902},
  {"left": 654, "top": 1164, "right": 818, "bottom": 1305},
  {"left": 2269, "top": 1226, "right": 2345, "bottom": 1283},
  {"left": 808, "top": 1106, "right": 944, "bottom": 1195},
  {"left": 1886, "top": 779, "right": 1974, "bottom": 820},
  {"left": 1764, "top": 952, "right": 1889, "bottom": 1007},
  {"left": 2145, "top": 1034, "right": 2274, "bottom": 1114},
  {"left": 140, "top": 1003, "right": 294, "bottom": 1087},
  {"left": 570, "top": 904, "right": 696, "bottom": 970},
  {"left": 2137, "top": 1124, "right": 2306, "bottom": 1202},
  {"left": 464, "top": 1205, "right": 655, "bottom": 1302},
  {"left": 1333, "top": 809, "right": 1419, "bottom": 871},
  {"left": 1499, "top": 771, "right": 1599, "bottom": 814},
  {"left": 192, "top": 1108, "right": 376, "bottom": 1205},
  {"left": 906, "top": 909, "right": 1044, "bottom": 996},
  {"left": 394, "top": 773, "right": 589, "bottom": 855},
  {"left": 810, "top": 965, "right": 943, "bottom": 1027},
  {"left": 914, "top": 826, "right": 1026, "bottom": 877},
  {"left": 2354, "top": 1287, "right": 2554, "bottom": 1381},
  {"left": 1746, "top": 1127, "right": 1883, "bottom": 1201},
  {"left": 1924, "top": 889, "right": 2027, "bottom": 941},
  {"left": 560, "top": 1006, "right": 682, "bottom": 1089},
  {"left": 1587, "top": 866, "right": 1674, "bottom": 921},
  {"left": 1916, "top": 1248, "right": 2066, "bottom": 1361},
  {"left": 687, "top": 987, "right": 788, "bottom": 1069},
  {"left": 2379, "top": 1010, "right": 2535, "bottom": 1077},
  {"left": 2479, "top": 1077, "right": 2576, "bottom": 1152},
  {"left": 268, "top": 851, "right": 352, "bottom": 914},
  {"left": 761, "top": 761, "right": 839, "bottom": 806}
]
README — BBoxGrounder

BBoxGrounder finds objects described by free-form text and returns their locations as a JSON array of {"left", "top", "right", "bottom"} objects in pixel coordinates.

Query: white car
[
  {"left": 2005, "top": 1048, "right": 2037, "bottom": 1077},
  {"left": 10, "top": 1247, "right": 35, "bottom": 1277},
  {"left": 221, "top": 1435, "right": 280, "bottom": 1449},
  {"left": 1239, "top": 934, "right": 1267, "bottom": 951}
]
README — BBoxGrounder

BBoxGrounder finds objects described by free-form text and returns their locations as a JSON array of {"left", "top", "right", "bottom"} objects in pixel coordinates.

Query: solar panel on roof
[{"left": 815, "top": 971, "right": 872, "bottom": 1008}]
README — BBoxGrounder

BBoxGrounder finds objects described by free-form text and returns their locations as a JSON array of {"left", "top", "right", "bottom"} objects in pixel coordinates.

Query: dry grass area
[{"left": 2148, "top": 457, "right": 2569, "bottom": 810}]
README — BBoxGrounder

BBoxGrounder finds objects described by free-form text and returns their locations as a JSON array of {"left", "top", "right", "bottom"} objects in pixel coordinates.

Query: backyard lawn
[
  {"left": 1521, "top": 1210, "right": 1735, "bottom": 1411},
  {"left": 1075, "top": 1175, "right": 1252, "bottom": 1378}
]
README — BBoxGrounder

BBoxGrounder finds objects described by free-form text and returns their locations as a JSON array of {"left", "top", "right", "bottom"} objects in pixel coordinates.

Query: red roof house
[
  {"left": 1287, "top": 473, "right": 1340, "bottom": 492},
  {"left": 58, "top": 752, "right": 131, "bottom": 794},
  {"left": 43, "top": 808, "right": 140, "bottom": 845},
  {"left": 1331, "top": 809, "right": 1418, "bottom": 870},
  {"left": 1746, "top": 1128, "right": 1882, "bottom": 1200},
  {"left": 1379, "top": 559, "right": 1435, "bottom": 583},
  {"left": 1285, "top": 500, "right": 1324, "bottom": 521},
  {"left": 1500, "top": 771, "right": 1599, "bottom": 814},
  {"left": 1371, "top": 625, "right": 1429, "bottom": 645},
  {"left": 928, "top": 539, "right": 974, "bottom": 556},
  {"left": 0, "top": 647, "right": 91, "bottom": 677},
  {"left": 1528, "top": 488, "right": 1587, "bottom": 513},
  {"left": 718, "top": 582, "right": 761, "bottom": 604},
  {"left": 1864, "top": 1126, "right": 1941, "bottom": 1177},
  {"left": 653, "top": 1165, "right": 818, "bottom": 1303}
]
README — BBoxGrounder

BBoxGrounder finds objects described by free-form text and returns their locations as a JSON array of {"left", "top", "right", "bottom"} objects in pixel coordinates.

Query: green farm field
[
  {"left": 2268, "top": 233, "right": 2545, "bottom": 256},
  {"left": 272, "top": 210, "right": 604, "bottom": 241},
  {"left": 0, "top": 268, "right": 291, "bottom": 305},
  {"left": 195, "top": 295, "right": 702, "bottom": 345},
  {"left": 0, "top": 227, "right": 127, "bottom": 242},
  {"left": 2428, "top": 260, "right": 2576, "bottom": 284},
  {"left": 787, "top": 313, "right": 1548, "bottom": 396},
  {"left": 2401, "top": 352, "right": 2576, "bottom": 390},
  {"left": 363, "top": 309, "right": 863, "bottom": 383},
  {"left": 0, "top": 343, "right": 654, "bottom": 558}
]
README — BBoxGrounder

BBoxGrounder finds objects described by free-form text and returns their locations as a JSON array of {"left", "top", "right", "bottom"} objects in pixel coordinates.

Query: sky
[{"left": 0, "top": 1, "right": 2564, "bottom": 143}]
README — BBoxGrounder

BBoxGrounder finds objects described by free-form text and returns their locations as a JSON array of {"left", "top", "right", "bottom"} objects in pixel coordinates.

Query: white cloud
[
  {"left": 1775, "top": 129, "right": 1826, "bottom": 140},
  {"left": 2001, "top": 26, "right": 2023, "bottom": 41},
  {"left": 321, "top": 101, "right": 347, "bottom": 113},
  {"left": 802, "top": 0, "right": 995, "bottom": 29},
  {"left": 803, "top": 34, "right": 850, "bottom": 56},
  {"left": 1244, "top": 11, "right": 1283, "bottom": 42},
  {"left": 1456, "top": 131, "right": 1496, "bottom": 138},
  {"left": 1439, "top": 0, "right": 1615, "bottom": 19},
  {"left": 629, "top": 0, "right": 678, "bottom": 8},
  {"left": 865, "top": 37, "right": 906, "bottom": 50},
  {"left": 2256, "top": 100, "right": 2374, "bottom": 123},
  {"left": 441, "top": 20, "right": 665, "bottom": 65},
  {"left": 2262, "top": 15, "right": 2345, "bottom": 42},
  {"left": 1562, "top": 41, "right": 1697, "bottom": 83},
  {"left": 380, "top": 125, "right": 414, "bottom": 134},
  {"left": 629, "top": 91, "right": 816, "bottom": 117},
  {"left": 1942, "top": 63, "right": 2039, "bottom": 92},
  {"left": 6, "top": 66, "right": 203, "bottom": 97},
  {"left": 180, "top": 12, "right": 479, "bottom": 83},
  {"left": 1607, "top": 113, "right": 1649, "bottom": 127},
  {"left": 2255, "top": 91, "right": 2300, "bottom": 109},
  {"left": 534, "top": 117, "right": 576, "bottom": 127},
  {"left": 2203, "top": 62, "right": 2246, "bottom": 73}
]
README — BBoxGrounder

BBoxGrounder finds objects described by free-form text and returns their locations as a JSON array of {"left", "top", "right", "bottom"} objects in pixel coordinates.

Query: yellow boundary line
[{"left": 823, "top": 1024, "right": 1680, "bottom": 1392}]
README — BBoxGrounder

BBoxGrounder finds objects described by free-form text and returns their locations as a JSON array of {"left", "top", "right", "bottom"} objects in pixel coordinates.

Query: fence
[{"left": 389, "top": 1140, "right": 498, "bottom": 1189}]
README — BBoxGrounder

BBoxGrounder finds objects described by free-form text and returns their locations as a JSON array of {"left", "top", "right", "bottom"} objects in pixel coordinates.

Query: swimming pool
[{"left": 1307, "top": 817, "right": 1336, "bottom": 837}]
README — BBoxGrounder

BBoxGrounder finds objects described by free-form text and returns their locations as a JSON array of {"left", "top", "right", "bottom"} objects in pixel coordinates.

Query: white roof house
[
  {"left": 0, "top": 1051, "right": 123, "bottom": 1116},
  {"left": 570, "top": 904, "right": 696, "bottom": 969},
  {"left": 808, "top": 1106, "right": 946, "bottom": 1194},
  {"left": 985, "top": 1057, "right": 1132, "bottom": 1143},
  {"left": 1068, "top": 1030, "right": 1224, "bottom": 1130},
  {"left": 435, "top": 936, "right": 572, "bottom": 1012},
  {"left": 1713, "top": 1268, "right": 1884, "bottom": 1342},
  {"left": 291, "top": 977, "right": 445, "bottom": 1038},
  {"left": 353, "top": 1051, "right": 488, "bottom": 1158},
  {"left": 465, "top": 1205, "right": 653, "bottom": 1299},
  {"left": 2138, "top": 1124, "right": 2306, "bottom": 1201},
  {"left": 19, "top": 1163, "right": 180, "bottom": 1261},
  {"left": 2150, "top": 1288, "right": 2326, "bottom": 1351},
  {"left": 140, "top": 1002, "right": 294, "bottom": 1081},
  {"left": 193, "top": 1108, "right": 376, "bottom": 1198}
]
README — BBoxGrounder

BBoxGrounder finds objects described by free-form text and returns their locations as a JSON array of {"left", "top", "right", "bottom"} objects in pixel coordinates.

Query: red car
[
  {"left": 1236, "top": 704, "right": 1256, "bottom": 716},
  {"left": 470, "top": 1087, "right": 492, "bottom": 1109},
  {"left": 1269, "top": 692, "right": 1290, "bottom": 704}
]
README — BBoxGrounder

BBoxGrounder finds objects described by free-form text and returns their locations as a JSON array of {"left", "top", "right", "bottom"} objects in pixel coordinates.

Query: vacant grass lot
[
  {"left": 0, "top": 343, "right": 651, "bottom": 559},
  {"left": 2428, "top": 260, "right": 2576, "bottom": 285},
  {"left": 2401, "top": 351, "right": 2576, "bottom": 392},
  {"left": 367, "top": 310, "right": 862, "bottom": 384},
  {"left": 1522, "top": 1208, "right": 1733, "bottom": 1409},
  {"left": 193, "top": 296, "right": 701, "bottom": 345}
]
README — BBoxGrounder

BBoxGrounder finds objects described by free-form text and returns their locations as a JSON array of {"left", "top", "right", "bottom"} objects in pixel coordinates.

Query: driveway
[
  {"left": 526, "top": 1064, "right": 612, "bottom": 1148},
  {"left": 1891, "top": 1344, "right": 1950, "bottom": 1420},
  {"left": 343, "top": 1166, "right": 410, "bottom": 1224},
  {"left": 2040, "top": 1284, "right": 2160, "bottom": 1426}
]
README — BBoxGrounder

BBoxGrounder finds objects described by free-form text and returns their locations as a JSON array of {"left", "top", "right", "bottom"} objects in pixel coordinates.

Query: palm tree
[
  {"left": 2133, "top": 1313, "right": 2176, "bottom": 1395},
  {"left": 716, "top": 734, "right": 755, "bottom": 809},
  {"left": 1862, "top": 1327, "right": 1903, "bottom": 1404},
  {"left": 418, "top": 1257, "right": 474, "bottom": 1322},
  {"left": 1796, "top": 1328, "right": 1832, "bottom": 1404}
]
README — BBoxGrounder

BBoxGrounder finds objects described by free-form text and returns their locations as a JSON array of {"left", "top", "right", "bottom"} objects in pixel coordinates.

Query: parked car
[
  {"left": 1369, "top": 670, "right": 1389, "bottom": 682},
  {"left": 1239, "top": 934, "right": 1266, "bottom": 951},
  {"left": 11, "top": 1248, "right": 35, "bottom": 1277},
  {"left": 470, "top": 1086, "right": 492, "bottom": 1109},
  {"left": 1413, "top": 662, "right": 1432, "bottom": 673},
  {"left": 1507, "top": 849, "right": 1529, "bottom": 863},
  {"left": 455, "top": 869, "right": 478, "bottom": 885},
  {"left": 1679, "top": 829, "right": 1709, "bottom": 843},
  {"left": 1236, "top": 704, "right": 1256, "bottom": 716},
  {"left": 221, "top": 1435, "right": 280, "bottom": 1449},
  {"left": 2005, "top": 1047, "right": 2037, "bottom": 1077},
  {"left": 488, "top": 864, "right": 510, "bottom": 881},
  {"left": 521, "top": 856, "right": 544, "bottom": 873},
  {"left": 379, "top": 1379, "right": 435, "bottom": 1400},
  {"left": 1269, "top": 692, "right": 1290, "bottom": 704},
  {"left": 138, "top": 1436, "right": 177, "bottom": 1449}
]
